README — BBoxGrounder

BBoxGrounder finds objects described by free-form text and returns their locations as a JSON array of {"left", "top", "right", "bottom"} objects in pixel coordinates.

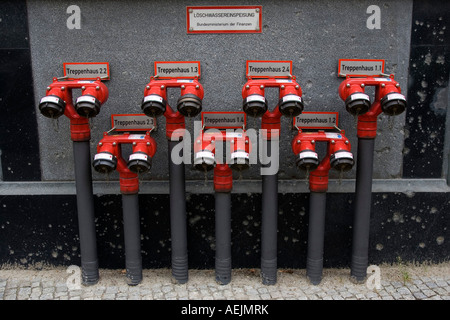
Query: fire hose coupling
[
  {"left": 93, "top": 132, "right": 157, "bottom": 194},
  {"left": 38, "top": 95, "right": 66, "bottom": 119},
  {"left": 193, "top": 130, "right": 251, "bottom": 172},
  {"left": 39, "top": 78, "right": 109, "bottom": 119},
  {"left": 141, "top": 77, "right": 204, "bottom": 118},
  {"left": 292, "top": 130, "right": 355, "bottom": 186},
  {"left": 338, "top": 75, "right": 407, "bottom": 117},
  {"left": 242, "top": 78, "right": 304, "bottom": 118}
]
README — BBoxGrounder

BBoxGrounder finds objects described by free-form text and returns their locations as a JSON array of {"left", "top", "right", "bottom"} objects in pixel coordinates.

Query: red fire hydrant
[
  {"left": 38, "top": 77, "right": 109, "bottom": 285},
  {"left": 241, "top": 76, "right": 304, "bottom": 285},
  {"left": 338, "top": 74, "right": 406, "bottom": 283},
  {"left": 140, "top": 76, "right": 204, "bottom": 284},
  {"left": 292, "top": 129, "right": 354, "bottom": 285},
  {"left": 193, "top": 128, "right": 251, "bottom": 285},
  {"left": 93, "top": 131, "right": 156, "bottom": 285}
]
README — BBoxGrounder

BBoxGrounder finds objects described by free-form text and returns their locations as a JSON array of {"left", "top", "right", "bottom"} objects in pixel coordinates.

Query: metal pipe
[
  {"left": 122, "top": 193, "right": 142, "bottom": 285},
  {"left": 306, "top": 191, "right": 327, "bottom": 285},
  {"left": 351, "top": 137, "right": 375, "bottom": 282},
  {"left": 260, "top": 141, "right": 278, "bottom": 285},
  {"left": 168, "top": 140, "right": 188, "bottom": 284},
  {"left": 72, "top": 141, "right": 99, "bottom": 285},
  {"left": 215, "top": 191, "right": 232, "bottom": 285}
]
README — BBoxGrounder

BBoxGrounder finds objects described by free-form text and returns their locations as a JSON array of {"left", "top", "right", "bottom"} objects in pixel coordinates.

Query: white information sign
[
  {"left": 338, "top": 59, "right": 385, "bottom": 77},
  {"left": 187, "top": 6, "right": 262, "bottom": 33},
  {"left": 154, "top": 61, "right": 200, "bottom": 78},
  {"left": 202, "top": 112, "right": 246, "bottom": 129},
  {"left": 246, "top": 60, "right": 292, "bottom": 78},
  {"left": 293, "top": 112, "right": 339, "bottom": 130},
  {"left": 111, "top": 114, "right": 156, "bottom": 132},
  {"left": 63, "top": 62, "right": 110, "bottom": 80}
]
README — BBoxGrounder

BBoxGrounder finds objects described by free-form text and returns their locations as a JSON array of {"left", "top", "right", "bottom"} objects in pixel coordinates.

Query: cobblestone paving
[{"left": 0, "top": 264, "right": 449, "bottom": 300}]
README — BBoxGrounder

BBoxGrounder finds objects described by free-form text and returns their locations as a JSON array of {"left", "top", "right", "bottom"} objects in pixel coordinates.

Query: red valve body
[
  {"left": 143, "top": 78, "right": 204, "bottom": 140},
  {"left": 195, "top": 130, "right": 251, "bottom": 192},
  {"left": 338, "top": 76, "right": 404, "bottom": 139},
  {"left": 242, "top": 78, "right": 303, "bottom": 140},
  {"left": 96, "top": 132, "right": 156, "bottom": 194},
  {"left": 44, "top": 78, "right": 108, "bottom": 141},
  {"left": 214, "top": 164, "right": 233, "bottom": 192},
  {"left": 262, "top": 106, "right": 282, "bottom": 140},
  {"left": 292, "top": 130, "right": 353, "bottom": 192}
]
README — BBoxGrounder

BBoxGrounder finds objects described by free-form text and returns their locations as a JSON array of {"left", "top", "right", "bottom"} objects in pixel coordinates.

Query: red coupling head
[
  {"left": 242, "top": 78, "right": 304, "bottom": 118},
  {"left": 92, "top": 132, "right": 157, "bottom": 194},
  {"left": 338, "top": 79, "right": 371, "bottom": 116},
  {"left": 193, "top": 130, "right": 251, "bottom": 172},
  {"left": 177, "top": 79, "right": 204, "bottom": 117},
  {"left": 39, "top": 78, "right": 108, "bottom": 119},
  {"left": 141, "top": 77, "right": 204, "bottom": 118},
  {"left": 339, "top": 76, "right": 407, "bottom": 138},
  {"left": 74, "top": 82, "right": 109, "bottom": 118},
  {"left": 292, "top": 130, "right": 355, "bottom": 192},
  {"left": 141, "top": 78, "right": 204, "bottom": 140},
  {"left": 339, "top": 76, "right": 406, "bottom": 117},
  {"left": 38, "top": 78, "right": 109, "bottom": 141}
]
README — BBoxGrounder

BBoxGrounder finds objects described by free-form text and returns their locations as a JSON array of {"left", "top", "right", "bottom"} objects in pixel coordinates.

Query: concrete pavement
[{"left": 1, "top": 262, "right": 449, "bottom": 301}]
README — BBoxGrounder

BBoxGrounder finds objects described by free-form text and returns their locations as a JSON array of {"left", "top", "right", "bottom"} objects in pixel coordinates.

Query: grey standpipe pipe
[
  {"left": 72, "top": 141, "right": 99, "bottom": 285},
  {"left": 261, "top": 141, "right": 278, "bottom": 285},
  {"left": 122, "top": 193, "right": 143, "bottom": 285},
  {"left": 351, "top": 137, "right": 375, "bottom": 282},
  {"left": 215, "top": 191, "right": 232, "bottom": 285},
  {"left": 168, "top": 140, "right": 189, "bottom": 284},
  {"left": 306, "top": 191, "right": 327, "bottom": 285}
]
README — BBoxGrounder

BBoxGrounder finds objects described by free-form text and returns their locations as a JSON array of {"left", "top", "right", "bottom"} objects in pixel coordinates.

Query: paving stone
[
  {"left": 397, "top": 287, "right": 411, "bottom": 295},
  {"left": 269, "top": 291, "right": 282, "bottom": 299},
  {"left": 365, "top": 291, "right": 379, "bottom": 299},
  {"left": 55, "top": 285, "right": 68, "bottom": 292},
  {"left": 102, "top": 293, "right": 116, "bottom": 300},
  {"left": 6, "top": 280, "right": 19, "bottom": 289},
  {"left": 422, "top": 289, "right": 437, "bottom": 297},
  {"left": 413, "top": 292, "right": 427, "bottom": 299},
  {"left": 391, "top": 281, "right": 404, "bottom": 288},
  {"left": 406, "top": 284, "right": 420, "bottom": 292},
  {"left": 39, "top": 293, "right": 54, "bottom": 300}
]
